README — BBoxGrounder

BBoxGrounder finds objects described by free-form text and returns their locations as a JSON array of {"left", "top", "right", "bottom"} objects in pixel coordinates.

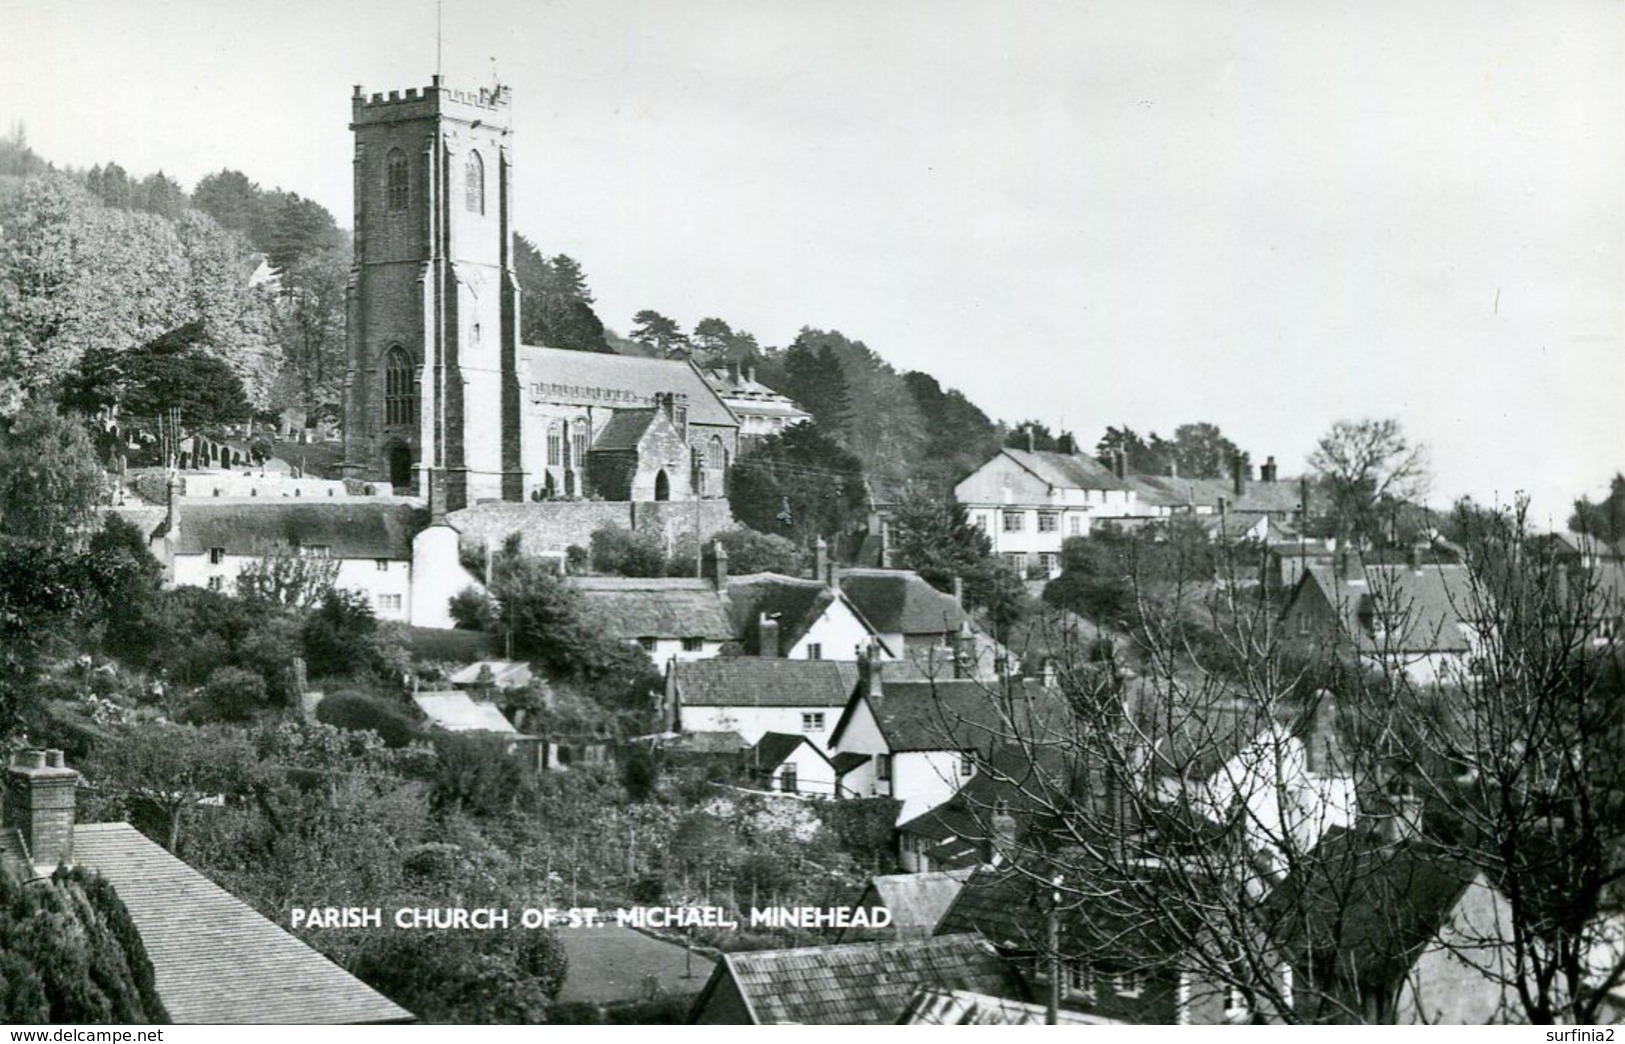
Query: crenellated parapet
[{"left": 351, "top": 74, "right": 512, "bottom": 129}]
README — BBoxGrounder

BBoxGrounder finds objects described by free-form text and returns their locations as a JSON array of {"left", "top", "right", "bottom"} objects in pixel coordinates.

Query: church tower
[{"left": 341, "top": 76, "right": 525, "bottom": 509}]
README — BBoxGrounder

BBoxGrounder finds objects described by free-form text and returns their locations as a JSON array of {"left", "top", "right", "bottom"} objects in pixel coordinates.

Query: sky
[{"left": 2, "top": 0, "right": 1621, "bottom": 526}]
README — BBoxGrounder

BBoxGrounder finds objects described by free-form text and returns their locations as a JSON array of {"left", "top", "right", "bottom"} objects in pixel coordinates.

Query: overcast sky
[{"left": 3, "top": 0, "right": 1621, "bottom": 525}]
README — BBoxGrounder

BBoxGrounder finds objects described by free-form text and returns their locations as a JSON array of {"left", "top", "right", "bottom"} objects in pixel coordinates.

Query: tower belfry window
[
  {"left": 384, "top": 346, "right": 416, "bottom": 426},
  {"left": 385, "top": 149, "right": 409, "bottom": 212},
  {"left": 465, "top": 150, "right": 484, "bottom": 214}
]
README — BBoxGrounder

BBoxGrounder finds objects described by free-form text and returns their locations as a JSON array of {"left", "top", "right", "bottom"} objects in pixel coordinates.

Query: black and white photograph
[{"left": 0, "top": 0, "right": 1622, "bottom": 1029}]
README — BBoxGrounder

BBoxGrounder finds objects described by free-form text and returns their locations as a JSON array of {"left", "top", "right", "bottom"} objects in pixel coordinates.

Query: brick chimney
[
  {"left": 952, "top": 575, "right": 964, "bottom": 608},
  {"left": 1261, "top": 456, "right": 1278, "bottom": 483},
  {"left": 813, "top": 535, "right": 829, "bottom": 583},
  {"left": 3, "top": 749, "right": 79, "bottom": 875},
  {"left": 703, "top": 540, "right": 729, "bottom": 589},
  {"left": 1231, "top": 456, "right": 1248, "bottom": 498},
  {"left": 953, "top": 621, "right": 977, "bottom": 679},
  {"left": 1025, "top": 428, "right": 1036, "bottom": 452},
  {"left": 857, "top": 640, "right": 884, "bottom": 699},
  {"left": 1113, "top": 449, "right": 1127, "bottom": 481},
  {"left": 428, "top": 467, "right": 448, "bottom": 526},
  {"left": 758, "top": 613, "right": 782, "bottom": 657},
  {"left": 164, "top": 470, "right": 184, "bottom": 537}
]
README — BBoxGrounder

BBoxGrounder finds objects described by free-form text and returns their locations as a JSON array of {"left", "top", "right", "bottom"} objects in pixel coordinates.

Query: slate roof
[
  {"left": 590, "top": 408, "right": 657, "bottom": 452},
  {"left": 520, "top": 345, "right": 739, "bottom": 428},
  {"left": 848, "top": 870, "right": 975, "bottom": 938},
  {"left": 412, "top": 691, "right": 519, "bottom": 733},
  {"left": 1297, "top": 563, "right": 1476, "bottom": 653},
  {"left": 834, "top": 678, "right": 1069, "bottom": 754},
  {"left": 573, "top": 577, "right": 736, "bottom": 641},
  {"left": 831, "top": 751, "right": 872, "bottom": 776},
  {"left": 670, "top": 658, "right": 859, "bottom": 708},
  {"left": 749, "top": 731, "right": 830, "bottom": 772},
  {"left": 898, "top": 987, "right": 1123, "bottom": 1025},
  {"left": 70, "top": 822, "right": 413, "bottom": 1024},
  {"left": 1123, "top": 473, "right": 1308, "bottom": 516},
  {"left": 1002, "top": 449, "right": 1127, "bottom": 492},
  {"left": 1265, "top": 828, "right": 1480, "bottom": 986},
  {"left": 170, "top": 501, "right": 426, "bottom": 559},
  {"left": 836, "top": 569, "right": 970, "bottom": 636},
  {"left": 689, "top": 934, "right": 1025, "bottom": 1024}
]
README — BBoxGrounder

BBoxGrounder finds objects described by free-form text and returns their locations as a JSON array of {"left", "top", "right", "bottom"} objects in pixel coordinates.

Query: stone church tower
[{"left": 340, "top": 76, "right": 525, "bottom": 509}]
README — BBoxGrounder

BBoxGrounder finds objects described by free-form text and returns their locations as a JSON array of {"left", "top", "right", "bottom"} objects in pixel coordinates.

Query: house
[
  {"left": 146, "top": 475, "right": 482, "bottom": 629},
  {"left": 935, "top": 864, "right": 1235, "bottom": 1024},
  {"left": 1279, "top": 559, "right": 1480, "bottom": 683},
  {"left": 723, "top": 564, "right": 891, "bottom": 662},
  {"left": 828, "top": 655, "right": 1070, "bottom": 823},
  {"left": 686, "top": 933, "right": 1027, "bottom": 1024},
  {"left": 894, "top": 745, "right": 1068, "bottom": 872},
  {"left": 746, "top": 731, "right": 838, "bottom": 798},
  {"left": 897, "top": 986, "right": 1124, "bottom": 1025},
  {"left": 700, "top": 358, "right": 811, "bottom": 449},
  {"left": 833, "top": 567, "right": 988, "bottom": 666},
  {"left": 1117, "top": 456, "right": 1310, "bottom": 525},
  {"left": 837, "top": 868, "right": 975, "bottom": 942},
  {"left": 572, "top": 576, "right": 736, "bottom": 664},
  {"left": 665, "top": 658, "right": 859, "bottom": 748},
  {"left": 1266, "top": 826, "right": 1520, "bottom": 1024},
  {"left": 953, "top": 448, "right": 1134, "bottom": 576},
  {"left": 0, "top": 749, "right": 412, "bottom": 1024}
]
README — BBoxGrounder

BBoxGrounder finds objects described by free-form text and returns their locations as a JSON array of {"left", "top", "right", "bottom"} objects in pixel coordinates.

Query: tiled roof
[
  {"left": 520, "top": 345, "right": 738, "bottom": 428},
  {"left": 836, "top": 569, "right": 970, "bottom": 636},
  {"left": 590, "top": 409, "right": 657, "bottom": 452},
  {"left": 692, "top": 934, "right": 1025, "bottom": 1024},
  {"left": 840, "top": 678, "right": 1069, "bottom": 754},
  {"left": 573, "top": 577, "right": 736, "bottom": 641},
  {"left": 898, "top": 986, "right": 1124, "bottom": 1025},
  {"left": 1003, "top": 449, "right": 1127, "bottom": 492},
  {"left": 412, "top": 691, "right": 519, "bottom": 733},
  {"left": 71, "top": 823, "right": 413, "bottom": 1024},
  {"left": 671, "top": 658, "right": 859, "bottom": 708},
  {"left": 831, "top": 751, "right": 872, "bottom": 775},
  {"left": 170, "top": 501, "right": 426, "bottom": 559},
  {"left": 1299, "top": 563, "right": 1476, "bottom": 653},
  {"left": 1124, "top": 473, "right": 1308, "bottom": 515},
  {"left": 749, "top": 731, "right": 828, "bottom": 771},
  {"left": 853, "top": 870, "right": 975, "bottom": 937}
]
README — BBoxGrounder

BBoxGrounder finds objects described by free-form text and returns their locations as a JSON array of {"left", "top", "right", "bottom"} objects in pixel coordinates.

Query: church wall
[
  {"left": 449, "top": 500, "right": 736, "bottom": 557},
  {"left": 626, "top": 416, "right": 694, "bottom": 502}
]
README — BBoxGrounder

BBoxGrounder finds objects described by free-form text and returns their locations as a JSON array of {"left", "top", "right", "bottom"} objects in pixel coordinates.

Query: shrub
[
  {"left": 448, "top": 587, "right": 497, "bottom": 631},
  {"left": 190, "top": 666, "right": 269, "bottom": 722},
  {"left": 315, "top": 691, "right": 418, "bottom": 747},
  {"left": 428, "top": 732, "right": 528, "bottom": 818},
  {"left": 589, "top": 525, "right": 667, "bottom": 577},
  {"left": 302, "top": 589, "right": 378, "bottom": 677}
]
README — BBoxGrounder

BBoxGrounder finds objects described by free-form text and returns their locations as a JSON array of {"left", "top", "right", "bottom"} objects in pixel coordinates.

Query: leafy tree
[
  {"left": 429, "top": 732, "right": 528, "bottom": 818},
  {"left": 711, "top": 526, "right": 801, "bottom": 575},
  {"left": 315, "top": 691, "right": 419, "bottom": 748},
  {"left": 1094, "top": 425, "right": 1173, "bottom": 474},
  {"left": 515, "top": 237, "right": 611, "bottom": 353},
  {"left": 271, "top": 247, "right": 349, "bottom": 417},
  {"left": 1169, "top": 421, "right": 1245, "bottom": 480},
  {"left": 186, "top": 665, "right": 270, "bottom": 723},
  {"left": 588, "top": 525, "right": 668, "bottom": 577},
  {"left": 263, "top": 193, "right": 343, "bottom": 275},
  {"left": 690, "top": 316, "right": 734, "bottom": 363},
  {"left": 135, "top": 171, "right": 188, "bottom": 219},
  {"left": 902, "top": 371, "right": 1003, "bottom": 490},
  {"left": 1308, "top": 417, "right": 1430, "bottom": 549},
  {"left": 92, "top": 722, "right": 261, "bottom": 852},
  {"left": 67, "top": 320, "right": 252, "bottom": 430},
  {"left": 191, "top": 169, "right": 266, "bottom": 239},
  {"left": 1006, "top": 420, "right": 1058, "bottom": 452},
  {"left": 0, "top": 399, "right": 106, "bottom": 546},
  {"left": 728, "top": 421, "right": 868, "bottom": 545},
  {"left": 85, "top": 162, "right": 134, "bottom": 209},
  {"left": 781, "top": 334, "right": 853, "bottom": 434},
  {"left": 302, "top": 589, "right": 380, "bottom": 678},
  {"left": 629, "top": 309, "right": 689, "bottom": 358},
  {"left": 1568, "top": 473, "right": 1625, "bottom": 545},
  {"left": 887, "top": 489, "right": 992, "bottom": 592},
  {"left": 234, "top": 542, "right": 342, "bottom": 611},
  {"left": 349, "top": 928, "right": 567, "bottom": 1024}
]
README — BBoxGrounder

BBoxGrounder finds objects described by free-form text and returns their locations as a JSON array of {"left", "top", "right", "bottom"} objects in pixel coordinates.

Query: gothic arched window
[
  {"left": 384, "top": 346, "right": 416, "bottom": 427},
  {"left": 465, "top": 150, "right": 484, "bottom": 214},
  {"left": 385, "top": 149, "right": 409, "bottom": 212}
]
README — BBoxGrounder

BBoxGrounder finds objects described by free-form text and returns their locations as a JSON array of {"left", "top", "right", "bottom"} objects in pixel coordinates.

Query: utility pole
[{"left": 1047, "top": 874, "right": 1062, "bottom": 1025}]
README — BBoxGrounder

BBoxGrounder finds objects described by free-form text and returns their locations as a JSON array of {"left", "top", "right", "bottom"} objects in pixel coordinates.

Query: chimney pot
[
  {"left": 813, "top": 535, "right": 829, "bottom": 583},
  {"left": 45, "top": 750, "right": 65, "bottom": 769},
  {"left": 952, "top": 575, "right": 964, "bottom": 607},
  {"left": 758, "top": 613, "right": 782, "bottom": 657}
]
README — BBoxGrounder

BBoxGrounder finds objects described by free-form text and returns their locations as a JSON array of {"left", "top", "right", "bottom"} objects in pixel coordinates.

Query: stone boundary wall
[{"left": 448, "top": 500, "right": 736, "bottom": 555}]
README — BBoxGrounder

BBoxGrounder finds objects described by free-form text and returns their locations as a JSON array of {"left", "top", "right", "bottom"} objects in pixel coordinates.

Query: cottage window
[
  {"left": 1068, "top": 516, "right": 1084, "bottom": 535},
  {"left": 637, "top": 637, "right": 657, "bottom": 652},
  {"left": 805, "top": 643, "right": 823, "bottom": 661},
  {"left": 1114, "top": 970, "right": 1145, "bottom": 998},
  {"left": 682, "top": 637, "right": 703, "bottom": 652},
  {"left": 384, "top": 346, "right": 415, "bottom": 427},
  {"left": 1066, "top": 961, "right": 1096, "bottom": 1000},
  {"left": 876, "top": 753, "right": 891, "bottom": 781},
  {"left": 208, "top": 547, "right": 226, "bottom": 565},
  {"left": 958, "top": 753, "right": 975, "bottom": 778},
  {"left": 206, "top": 576, "right": 223, "bottom": 592},
  {"left": 376, "top": 559, "right": 390, "bottom": 572},
  {"left": 1038, "top": 552, "right": 1059, "bottom": 575},
  {"left": 1003, "top": 552, "right": 1027, "bottom": 573},
  {"left": 1002, "top": 511, "right": 1025, "bottom": 532},
  {"left": 465, "top": 150, "right": 484, "bottom": 214},
  {"left": 302, "top": 545, "right": 331, "bottom": 558},
  {"left": 385, "top": 149, "right": 408, "bottom": 212},
  {"left": 1038, "top": 511, "right": 1059, "bottom": 533},
  {"left": 378, "top": 594, "right": 402, "bottom": 613},
  {"left": 801, "top": 712, "right": 825, "bottom": 733},
  {"left": 779, "top": 765, "right": 798, "bottom": 794}
]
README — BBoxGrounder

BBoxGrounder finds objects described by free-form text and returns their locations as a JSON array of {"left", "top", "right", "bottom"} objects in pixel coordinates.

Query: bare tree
[
  {"left": 234, "top": 540, "right": 341, "bottom": 610},
  {"left": 1308, "top": 418, "right": 1430, "bottom": 550}
]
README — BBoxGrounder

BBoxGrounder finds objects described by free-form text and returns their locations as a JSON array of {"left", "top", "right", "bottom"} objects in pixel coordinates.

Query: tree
[
  {"left": 271, "top": 247, "right": 349, "bottom": 418},
  {"left": 903, "top": 371, "right": 1003, "bottom": 491},
  {"left": 728, "top": 421, "right": 868, "bottom": 545},
  {"left": 1308, "top": 418, "right": 1430, "bottom": 549},
  {"left": 690, "top": 316, "right": 734, "bottom": 362},
  {"left": 262, "top": 193, "right": 343, "bottom": 275},
  {"left": 1170, "top": 422, "right": 1245, "bottom": 480},
  {"left": 1569, "top": 473, "right": 1625, "bottom": 546},
  {"left": 887, "top": 488, "right": 992, "bottom": 592},
  {"left": 710, "top": 526, "right": 801, "bottom": 576},
  {"left": 1006, "top": 420, "right": 1058, "bottom": 452},
  {"left": 67, "top": 320, "right": 253, "bottom": 431},
  {"left": 1369, "top": 499, "right": 1625, "bottom": 1024},
  {"left": 781, "top": 334, "right": 853, "bottom": 434},
  {"left": 233, "top": 543, "right": 341, "bottom": 611},
  {"left": 302, "top": 589, "right": 381, "bottom": 678},
  {"left": 135, "top": 171, "right": 188, "bottom": 219},
  {"left": 92, "top": 722, "right": 261, "bottom": 852},
  {"left": 0, "top": 399, "right": 106, "bottom": 546},
  {"left": 191, "top": 169, "right": 265, "bottom": 240},
  {"left": 588, "top": 525, "right": 668, "bottom": 577},
  {"left": 515, "top": 238, "right": 611, "bottom": 353},
  {"left": 630, "top": 309, "right": 689, "bottom": 358}
]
